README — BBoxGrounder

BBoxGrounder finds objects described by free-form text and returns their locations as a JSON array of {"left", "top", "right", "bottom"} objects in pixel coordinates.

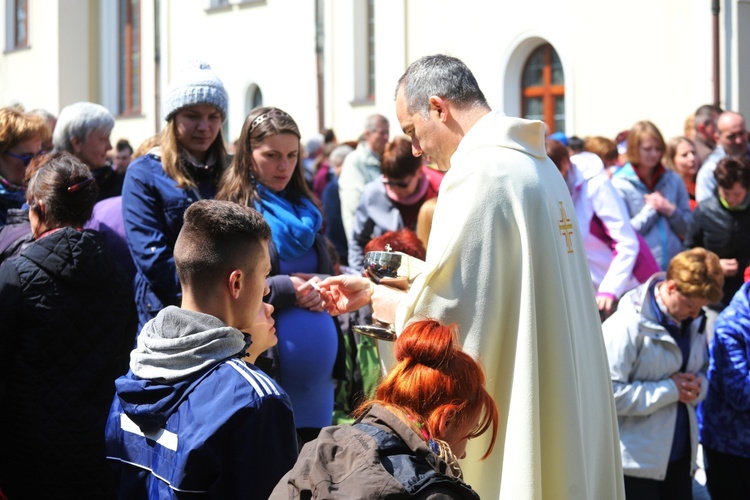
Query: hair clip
[
  {"left": 249, "top": 109, "right": 290, "bottom": 133},
  {"left": 67, "top": 177, "right": 96, "bottom": 193}
]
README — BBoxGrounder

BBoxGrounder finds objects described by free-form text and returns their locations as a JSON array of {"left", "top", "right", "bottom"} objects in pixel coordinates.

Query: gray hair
[
  {"left": 329, "top": 144, "right": 354, "bottom": 167},
  {"left": 52, "top": 102, "right": 114, "bottom": 152},
  {"left": 395, "top": 54, "right": 489, "bottom": 118},
  {"left": 28, "top": 108, "right": 57, "bottom": 123},
  {"left": 365, "top": 114, "right": 388, "bottom": 132},
  {"left": 694, "top": 104, "right": 722, "bottom": 128}
]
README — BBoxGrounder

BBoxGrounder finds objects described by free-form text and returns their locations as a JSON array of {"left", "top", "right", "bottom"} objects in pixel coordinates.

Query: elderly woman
[
  {"left": 348, "top": 136, "right": 442, "bottom": 271},
  {"left": 602, "top": 248, "right": 723, "bottom": 499},
  {"left": 122, "top": 60, "right": 229, "bottom": 330},
  {"left": 53, "top": 101, "right": 121, "bottom": 201},
  {"left": 0, "top": 152, "right": 136, "bottom": 498},
  {"left": 0, "top": 106, "right": 49, "bottom": 225},
  {"left": 271, "top": 319, "right": 498, "bottom": 499}
]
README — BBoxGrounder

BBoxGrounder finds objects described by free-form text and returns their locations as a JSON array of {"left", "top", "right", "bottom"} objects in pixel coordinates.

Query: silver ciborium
[{"left": 352, "top": 245, "right": 423, "bottom": 341}]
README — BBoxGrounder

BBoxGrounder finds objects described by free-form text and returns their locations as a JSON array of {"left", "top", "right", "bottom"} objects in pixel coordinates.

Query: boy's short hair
[
  {"left": 666, "top": 248, "right": 724, "bottom": 303},
  {"left": 175, "top": 200, "right": 271, "bottom": 291}
]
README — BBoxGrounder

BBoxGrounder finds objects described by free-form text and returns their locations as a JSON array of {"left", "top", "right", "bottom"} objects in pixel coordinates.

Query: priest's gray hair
[{"left": 395, "top": 54, "right": 489, "bottom": 118}]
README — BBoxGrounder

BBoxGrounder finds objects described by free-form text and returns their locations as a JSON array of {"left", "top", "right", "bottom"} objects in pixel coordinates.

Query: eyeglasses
[
  {"left": 3, "top": 150, "right": 44, "bottom": 167},
  {"left": 383, "top": 177, "right": 411, "bottom": 188}
]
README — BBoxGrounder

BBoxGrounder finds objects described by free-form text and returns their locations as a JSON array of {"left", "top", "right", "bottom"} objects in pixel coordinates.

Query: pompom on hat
[{"left": 163, "top": 60, "right": 228, "bottom": 122}]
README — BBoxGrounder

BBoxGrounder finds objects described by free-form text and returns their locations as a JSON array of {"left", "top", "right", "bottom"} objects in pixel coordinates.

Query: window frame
[
  {"left": 6, "top": 0, "right": 29, "bottom": 51},
  {"left": 521, "top": 44, "right": 565, "bottom": 134},
  {"left": 118, "top": 0, "right": 141, "bottom": 117}
]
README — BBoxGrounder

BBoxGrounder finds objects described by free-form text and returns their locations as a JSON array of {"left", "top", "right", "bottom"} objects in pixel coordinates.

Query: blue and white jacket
[
  {"left": 699, "top": 282, "right": 750, "bottom": 458},
  {"left": 105, "top": 307, "right": 298, "bottom": 499}
]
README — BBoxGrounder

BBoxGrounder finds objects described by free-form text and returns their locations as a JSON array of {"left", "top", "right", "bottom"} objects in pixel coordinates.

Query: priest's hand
[
  {"left": 371, "top": 284, "right": 407, "bottom": 325},
  {"left": 318, "top": 275, "right": 373, "bottom": 316}
]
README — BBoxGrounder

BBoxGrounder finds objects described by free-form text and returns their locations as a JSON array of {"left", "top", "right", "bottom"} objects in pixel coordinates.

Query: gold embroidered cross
[{"left": 558, "top": 201, "right": 574, "bottom": 254}]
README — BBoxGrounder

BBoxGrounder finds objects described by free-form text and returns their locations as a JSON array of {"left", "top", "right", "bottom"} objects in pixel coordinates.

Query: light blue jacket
[
  {"left": 611, "top": 163, "right": 691, "bottom": 271},
  {"left": 603, "top": 274, "right": 708, "bottom": 480}
]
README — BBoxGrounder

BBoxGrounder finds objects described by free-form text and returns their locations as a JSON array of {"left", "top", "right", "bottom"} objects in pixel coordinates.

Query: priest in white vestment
[{"left": 319, "top": 54, "right": 624, "bottom": 500}]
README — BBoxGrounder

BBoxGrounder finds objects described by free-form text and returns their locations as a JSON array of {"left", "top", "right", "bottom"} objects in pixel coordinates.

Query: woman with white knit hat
[{"left": 122, "top": 60, "right": 229, "bottom": 330}]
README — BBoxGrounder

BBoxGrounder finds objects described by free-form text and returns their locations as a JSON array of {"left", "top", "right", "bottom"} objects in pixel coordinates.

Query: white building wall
[
  {"left": 163, "top": 0, "right": 320, "bottom": 144},
  {"left": 0, "top": 0, "right": 62, "bottom": 113},
  {"left": 1, "top": 0, "right": 747, "bottom": 152}
]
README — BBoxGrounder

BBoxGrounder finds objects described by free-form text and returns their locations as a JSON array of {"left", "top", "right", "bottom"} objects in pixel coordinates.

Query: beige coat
[{"left": 385, "top": 111, "right": 625, "bottom": 499}]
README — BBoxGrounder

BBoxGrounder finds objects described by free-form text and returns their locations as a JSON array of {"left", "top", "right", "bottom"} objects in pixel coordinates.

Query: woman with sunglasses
[
  {"left": 0, "top": 106, "right": 49, "bottom": 226},
  {"left": 0, "top": 152, "right": 136, "bottom": 498},
  {"left": 348, "top": 136, "right": 443, "bottom": 271}
]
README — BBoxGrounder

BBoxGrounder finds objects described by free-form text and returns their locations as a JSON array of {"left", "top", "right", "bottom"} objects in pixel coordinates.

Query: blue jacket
[
  {"left": 122, "top": 152, "right": 220, "bottom": 329},
  {"left": 699, "top": 282, "right": 750, "bottom": 458},
  {"left": 611, "top": 163, "right": 692, "bottom": 270},
  {"left": 106, "top": 357, "right": 298, "bottom": 498},
  {"left": 0, "top": 181, "right": 26, "bottom": 227}
]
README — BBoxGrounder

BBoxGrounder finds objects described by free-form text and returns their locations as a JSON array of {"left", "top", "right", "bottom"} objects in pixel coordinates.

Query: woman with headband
[
  {"left": 216, "top": 106, "right": 342, "bottom": 444},
  {"left": 122, "top": 60, "right": 229, "bottom": 330},
  {"left": 0, "top": 152, "right": 136, "bottom": 498}
]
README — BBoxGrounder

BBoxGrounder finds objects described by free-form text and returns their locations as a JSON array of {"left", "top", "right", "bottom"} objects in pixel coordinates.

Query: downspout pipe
[{"left": 712, "top": 0, "right": 720, "bottom": 107}]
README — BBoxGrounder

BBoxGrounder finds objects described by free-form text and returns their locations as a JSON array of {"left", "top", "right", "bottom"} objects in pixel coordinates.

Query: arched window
[
  {"left": 521, "top": 44, "right": 564, "bottom": 134},
  {"left": 246, "top": 84, "right": 263, "bottom": 113}
]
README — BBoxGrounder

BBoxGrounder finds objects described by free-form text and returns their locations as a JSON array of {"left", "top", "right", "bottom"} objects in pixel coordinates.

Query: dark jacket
[
  {"left": 105, "top": 307, "right": 298, "bottom": 499},
  {"left": 0, "top": 207, "right": 32, "bottom": 264},
  {"left": 271, "top": 404, "right": 480, "bottom": 499},
  {"left": 0, "top": 181, "right": 26, "bottom": 227},
  {"left": 0, "top": 228, "right": 137, "bottom": 499},
  {"left": 684, "top": 194, "right": 750, "bottom": 309},
  {"left": 92, "top": 165, "right": 125, "bottom": 202},
  {"left": 122, "top": 152, "right": 221, "bottom": 329}
]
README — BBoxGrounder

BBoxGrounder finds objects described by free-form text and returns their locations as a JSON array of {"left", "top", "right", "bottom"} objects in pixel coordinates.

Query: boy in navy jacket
[{"left": 105, "top": 200, "right": 297, "bottom": 499}]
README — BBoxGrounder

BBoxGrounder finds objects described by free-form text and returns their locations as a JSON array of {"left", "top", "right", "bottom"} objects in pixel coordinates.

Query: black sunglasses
[{"left": 4, "top": 150, "right": 44, "bottom": 167}]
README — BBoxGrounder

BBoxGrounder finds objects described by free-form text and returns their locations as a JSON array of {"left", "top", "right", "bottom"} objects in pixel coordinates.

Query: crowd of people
[{"left": 1, "top": 53, "right": 749, "bottom": 499}]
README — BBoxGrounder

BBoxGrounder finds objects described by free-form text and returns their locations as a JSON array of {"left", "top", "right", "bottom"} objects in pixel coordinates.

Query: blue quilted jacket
[{"left": 699, "top": 282, "right": 750, "bottom": 457}]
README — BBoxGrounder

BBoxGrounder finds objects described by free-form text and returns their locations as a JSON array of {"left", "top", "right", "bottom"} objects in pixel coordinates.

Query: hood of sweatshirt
[{"left": 116, "top": 306, "right": 249, "bottom": 430}]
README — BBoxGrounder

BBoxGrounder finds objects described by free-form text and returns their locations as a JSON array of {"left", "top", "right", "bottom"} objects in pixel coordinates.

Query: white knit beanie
[{"left": 163, "top": 60, "right": 228, "bottom": 122}]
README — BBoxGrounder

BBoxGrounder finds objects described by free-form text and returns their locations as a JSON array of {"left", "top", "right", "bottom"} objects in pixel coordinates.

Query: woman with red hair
[{"left": 271, "top": 319, "right": 498, "bottom": 499}]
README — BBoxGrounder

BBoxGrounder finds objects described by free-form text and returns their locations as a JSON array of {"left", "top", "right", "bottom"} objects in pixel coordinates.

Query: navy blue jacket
[
  {"left": 699, "top": 282, "right": 750, "bottom": 457},
  {"left": 106, "top": 357, "right": 298, "bottom": 499},
  {"left": 122, "top": 153, "right": 220, "bottom": 329}
]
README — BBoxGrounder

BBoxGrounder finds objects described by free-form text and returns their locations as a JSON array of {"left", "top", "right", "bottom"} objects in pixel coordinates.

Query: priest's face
[{"left": 396, "top": 86, "right": 452, "bottom": 171}]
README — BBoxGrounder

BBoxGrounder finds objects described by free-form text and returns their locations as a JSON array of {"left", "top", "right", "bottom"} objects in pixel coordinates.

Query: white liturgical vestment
[{"left": 389, "top": 112, "right": 625, "bottom": 499}]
